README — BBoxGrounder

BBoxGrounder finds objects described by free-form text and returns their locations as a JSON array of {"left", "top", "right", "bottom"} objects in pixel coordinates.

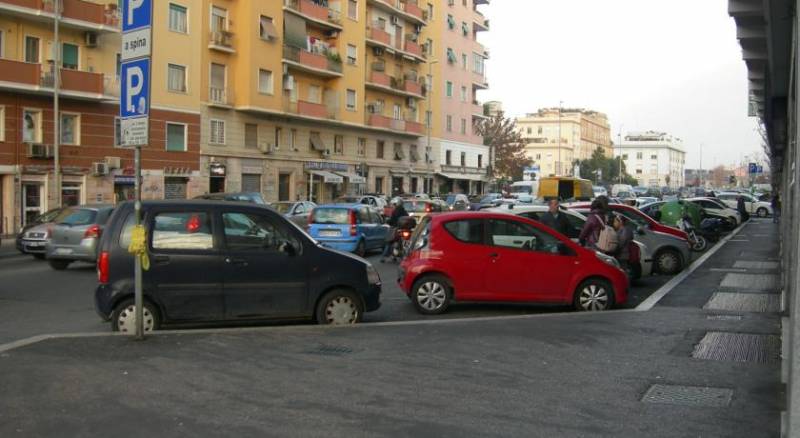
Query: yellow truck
[{"left": 537, "top": 177, "right": 594, "bottom": 201}]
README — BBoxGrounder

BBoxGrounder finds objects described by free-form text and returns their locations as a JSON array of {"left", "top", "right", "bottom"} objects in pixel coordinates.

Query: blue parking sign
[
  {"left": 120, "top": 58, "right": 150, "bottom": 118},
  {"left": 122, "top": 0, "right": 152, "bottom": 32}
]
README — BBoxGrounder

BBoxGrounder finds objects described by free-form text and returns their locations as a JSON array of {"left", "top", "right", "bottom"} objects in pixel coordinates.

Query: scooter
[
  {"left": 699, "top": 217, "right": 724, "bottom": 243},
  {"left": 678, "top": 215, "right": 707, "bottom": 252},
  {"left": 388, "top": 216, "right": 417, "bottom": 262}
]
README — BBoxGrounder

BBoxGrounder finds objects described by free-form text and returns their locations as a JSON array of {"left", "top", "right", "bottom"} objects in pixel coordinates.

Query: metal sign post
[{"left": 121, "top": 0, "right": 153, "bottom": 340}]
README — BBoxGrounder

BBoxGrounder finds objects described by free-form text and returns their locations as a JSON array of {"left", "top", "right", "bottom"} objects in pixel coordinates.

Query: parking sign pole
[{"left": 134, "top": 144, "right": 143, "bottom": 339}]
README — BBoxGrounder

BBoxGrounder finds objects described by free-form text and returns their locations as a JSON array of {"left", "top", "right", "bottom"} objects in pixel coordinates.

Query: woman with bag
[{"left": 579, "top": 196, "right": 612, "bottom": 250}]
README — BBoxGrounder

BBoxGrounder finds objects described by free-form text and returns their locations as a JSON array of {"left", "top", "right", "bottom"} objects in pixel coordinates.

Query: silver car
[
  {"left": 270, "top": 201, "right": 316, "bottom": 227},
  {"left": 46, "top": 205, "right": 115, "bottom": 270}
]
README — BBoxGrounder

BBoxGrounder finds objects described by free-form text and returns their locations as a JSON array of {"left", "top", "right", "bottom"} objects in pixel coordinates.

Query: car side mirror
[{"left": 279, "top": 241, "right": 297, "bottom": 256}]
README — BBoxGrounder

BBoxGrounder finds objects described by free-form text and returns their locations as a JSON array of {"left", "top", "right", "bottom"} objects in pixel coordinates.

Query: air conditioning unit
[
  {"left": 104, "top": 156, "right": 121, "bottom": 169},
  {"left": 322, "top": 149, "right": 331, "bottom": 158},
  {"left": 390, "top": 15, "right": 398, "bottom": 25},
  {"left": 373, "top": 46, "right": 384, "bottom": 57},
  {"left": 26, "top": 143, "right": 52, "bottom": 159},
  {"left": 92, "top": 162, "right": 109, "bottom": 176},
  {"left": 283, "top": 75, "right": 295, "bottom": 91},
  {"left": 85, "top": 32, "right": 99, "bottom": 48},
  {"left": 259, "top": 142, "right": 274, "bottom": 154}
]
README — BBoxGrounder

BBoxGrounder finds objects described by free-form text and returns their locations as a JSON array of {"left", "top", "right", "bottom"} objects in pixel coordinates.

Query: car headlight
[
  {"left": 366, "top": 263, "right": 381, "bottom": 285},
  {"left": 595, "top": 251, "right": 622, "bottom": 269}
]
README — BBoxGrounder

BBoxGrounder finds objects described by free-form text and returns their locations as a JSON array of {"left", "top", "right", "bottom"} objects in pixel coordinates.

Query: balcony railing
[
  {"left": 402, "top": 80, "right": 422, "bottom": 96},
  {"left": 0, "top": 58, "right": 41, "bottom": 86},
  {"left": 370, "top": 0, "right": 426, "bottom": 24},
  {"left": 404, "top": 39, "right": 423, "bottom": 58},
  {"left": 209, "top": 30, "right": 235, "bottom": 51},
  {"left": 284, "top": 0, "right": 342, "bottom": 27},
  {"left": 368, "top": 25, "right": 392, "bottom": 46},
  {"left": 40, "top": 67, "right": 104, "bottom": 95},
  {"left": 401, "top": 0, "right": 424, "bottom": 21},
  {"left": 369, "top": 70, "right": 391, "bottom": 87},
  {"left": 441, "top": 164, "right": 488, "bottom": 175},
  {"left": 209, "top": 86, "right": 230, "bottom": 106},
  {"left": 406, "top": 120, "right": 424, "bottom": 135},
  {"left": 366, "top": 113, "right": 422, "bottom": 135},
  {"left": 2, "top": 0, "right": 120, "bottom": 30},
  {"left": 284, "top": 98, "right": 338, "bottom": 119},
  {"left": 283, "top": 44, "right": 343, "bottom": 76}
]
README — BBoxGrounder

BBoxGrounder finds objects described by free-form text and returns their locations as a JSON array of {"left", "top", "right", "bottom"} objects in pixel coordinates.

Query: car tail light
[
  {"left": 400, "top": 229, "right": 412, "bottom": 240},
  {"left": 97, "top": 251, "right": 109, "bottom": 284},
  {"left": 425, "top": 204, "right": 431, "bottom": 213},
  {"left": 84, "top": 224, "right": 101, "bottom": 239},
  {"left": 186, "top": 215, "right": 201, "bottom": 233},
  {"left": 349, "top": 210, "right": 358, "bottom": 236}
]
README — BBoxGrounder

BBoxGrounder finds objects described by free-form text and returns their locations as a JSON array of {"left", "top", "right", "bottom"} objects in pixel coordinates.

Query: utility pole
[
  {"left": 557, "top": 101, "right": 563, "bottom": 176},
  {"left": 617, "top": 125, "right": 624, "bottom": 184},
  {"left": 426, "top": 59, "right": 438, "bottom": 194},
  {"left": 53, "top": 0, "right": 61, "bottom": 208},
  {"left": 699, "top": 143, "right": 703, "bottom": 187}
]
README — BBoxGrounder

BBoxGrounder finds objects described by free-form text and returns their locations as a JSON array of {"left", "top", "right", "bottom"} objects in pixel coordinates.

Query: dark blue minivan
[{"left": 94, "top": 200, "right": 381, "bottom": 332}]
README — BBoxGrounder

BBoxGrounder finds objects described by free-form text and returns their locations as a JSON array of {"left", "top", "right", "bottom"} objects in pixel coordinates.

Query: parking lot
[{"left": 0, "top": 241, "right": 673, "bottom": 346}]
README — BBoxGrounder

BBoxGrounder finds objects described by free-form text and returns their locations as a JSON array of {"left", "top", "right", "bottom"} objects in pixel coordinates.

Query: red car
[
  {"left": 569, "top": 203, "right": 689, "bottom": 241},
  {"left": 398, "top": 212, "right": 628, "bottom": 314}
]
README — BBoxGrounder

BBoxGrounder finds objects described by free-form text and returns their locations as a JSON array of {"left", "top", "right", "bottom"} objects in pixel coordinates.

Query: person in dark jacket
[
  {"left": 771, "top": 193, "right": 781, "bottom": 224},
  {"left": 579, "top": 196, "right": 609, "bottom": 249},
  {"left": 737, "top": 195, "right": 750, "bottom": 222},
  {"left": 540, "top": 199, "right": 572, "bottom": 237},
  {"left": 380, "top": 198, "right": 408, "bottom": 262}
]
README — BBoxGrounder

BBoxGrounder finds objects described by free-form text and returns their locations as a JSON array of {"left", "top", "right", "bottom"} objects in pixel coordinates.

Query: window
[
  {"left": 334, "top": 135, "right": 344, "bottom": 155},
  {"left": 538, "top": 126, "right": 543, "bottom": 134},
  {"left": 0, "top": 106, "right": 4, "bottom": 142},
  {"left": 209, "top": 120, "right": 225, "bottom": 145},
  {"left": 0, "top": 31, "right": 3, "bottom": 58},
  {"left": 346, "top": 89, "right": 356, "bottom": 111},
  {"left": 488, "top": 219, "right": 561, "bottom": 253},
  {"left": 478, "top": 154, "right": 483, "bottom": 168},
  {"left": 635, "top": 169, "right": 642, "bottom": 174},
  {"left": 113, "top": 117, "right": 122, "bottom": 147},
  {"left": 346, "top": 44, "right": 357, "bottom": 65},
  {"left": 409, "top": 144, "right": 419, "bottom": 162},
  {"left": 393, "top": 142, "right": 404, "bottom": 161},
  {"left": 152, "top": 212, "right": 213, "bottom": 251},
  {"left": 427, "top": 3, "right": 434, "bottom": 19},
  {"left": 22, "top": 109, "right": 41, "bottom": 143},
  {"left": 289, "top": 129, "right": 296, "bottom": 150},
  {"left": 460, "top": 86, "right": 467, "bottom": 102},
  {"left": 308, "top": 85, "right": 321, "bottom": 104},
  {"left": 443, "top": 219, "right": 483, "bottom": 244},
  {"left": 622, "top": 154, "right": 628, "bottom": 160},
  {"left": 636, "top": 152, "right": 643, "bottom": 159},
  {"left": 167, "top": 64, "right": 187, "bottom": 92},
  {"left": 348, "top": 0, "right": 357, "bottom": 19},
  {"left": 446, "top": 48, "right": 457, "bottom": 63},
  {"left": 462, "top": 53, "right": 467, "bottom": 70},
  {"left": 445, "top": 81, "right": 453, "bottom": 97},
  {"left": 223, "top": 212, "right": 296, "bottom": 252},
  {"left": 211, "top": 6, "right": 227, "bottom": 33},
  {"left": 445, "top": 150, "right": 452, "bottom": 165},
  {"left": 169, "top": 3, "right": 188, "bottom": 33},
  {"left": 60, "top": 113, "right": 79, "bottom": 145},
  {"left": 61, "top": 43, "right": 78, "bottom": 69},
  {"left": 245, "top": 123, "right": 258, "bottom": 149},
  {"left": 425, "top": 38, "right": 433, "bottom": 56},
  {"left": 274, "top": 126, "right": 281, "bottom": 149},
  {"left": 115, "top": 53, "right": 121, "bottom": 78},
  {"left": 651, "top": 154, "right": 658, "bottom": 160},
  {"left": 24, "top": 36, "right": 40, "bottom": 63},
  {"left": 375, "top": 176, "right": 384, "bottom": 193},
  {"left": 460, "top": 118, "right": 466, "bottom": 134},
  {"left": 460, "top": 151, "right": 466, "bottom": 166},
  {"left": 259, "top": 15, "right": 278, "bottom": 40},
  {"left": 258, "top": 69, "right": 273, "bottom": 94},
  {"left": 446, "top": 115, "right": 452, "bottom": 132},
  {"left": 376, "top": 140, "right": 385, "bottom": 158},
  {"left": 166, "top": 122, "right": 187, "bottom": 151},
  {"left": 473, "top": 54, "right": 484, "bottom": 74},
  {"left": 357, "top": 137, "right": 366, "bottom": 156},
  {"left": 447, "top": 14, "right": 455, "bottom": 30}
]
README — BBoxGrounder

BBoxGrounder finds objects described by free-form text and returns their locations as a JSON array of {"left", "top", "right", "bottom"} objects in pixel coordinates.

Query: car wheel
[
  {"left": 757, "top": 207, "right": 769, "bottom": 218},
  {"left": 412, "top": 275, "right": 452, "bottom": 315},
  {"left": 33, "top": 253, "right": 46, "bottom": 260},
  {"left": 316, "top": 289, "right": 363, "bottom": 325},
  {"left": 354, "top": 239, "right": 366, "bottom": 257},
  {"left": 655, "top": 249, "right": 682, "bottom": 275},
  {"left": 111, "top": 299, "right": 160, "bottom": 333},
  {"left": 48, "top": 259, "right": 71, "bottom": 270},
  {"left": 574, "top": 278, "right": 614, "bottom": 311}
]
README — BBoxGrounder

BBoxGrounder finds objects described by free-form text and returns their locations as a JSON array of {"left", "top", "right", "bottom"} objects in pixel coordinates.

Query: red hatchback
[
  {"left": 398, "top": 212, "right": 628, "bottom": 314},
  {"left": 569, "top": 203, "right": 689, "bottom": 241}
]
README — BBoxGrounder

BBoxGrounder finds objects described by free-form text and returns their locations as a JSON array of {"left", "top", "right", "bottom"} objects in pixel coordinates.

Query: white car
[
  {"left": 686, "top": 197, "right": 742, "bottom": 225},
  {"left": 716, "top": 192, "right": 773, "bottom": 217}
]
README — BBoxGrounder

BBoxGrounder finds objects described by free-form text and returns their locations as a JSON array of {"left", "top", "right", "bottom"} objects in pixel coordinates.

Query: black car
[
  {"left": 194, "top": 192, "right": 266, "bottom": 204},
  {"left": 94, "top": 200, "right": 381, "bottom": 332}
]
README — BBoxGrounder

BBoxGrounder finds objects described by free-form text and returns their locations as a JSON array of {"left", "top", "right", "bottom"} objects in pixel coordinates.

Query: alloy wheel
[
  {"left": 416, "top": 281, "right": 447, "bottom": 311},
  {"left": 578, "top": 283, "right": 610, "bottom": 311}
]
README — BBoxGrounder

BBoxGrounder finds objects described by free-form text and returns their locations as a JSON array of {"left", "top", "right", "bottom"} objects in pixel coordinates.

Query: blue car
[{"left": 307, "top": 204, "right": 389, "bottom": 257}]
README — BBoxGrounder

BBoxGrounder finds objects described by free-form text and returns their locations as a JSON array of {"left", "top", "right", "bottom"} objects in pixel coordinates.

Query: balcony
[
  {"left": 0, "top": 58, "right": 40, "bottom": 87},
  {"left": 367, "top": 25, "right": 392, "bottom": 46},
  {"left": 0, "top": 0, "right": 119, "bottom": 32},
  {"left": 284, "top": 98, "right": 338, "bottom": 120},
  {"left": 403, "top": 39, "right": 424, "bottom": 60},
  {"left": 365, "top": 74, "right": 424, "bottom": 99},
  {"left": 441, "top": 164, "right": 489, "bottom": 176},
  {"left": 283, "top": 45, "right": 343, "bottom": 78},
  {"left": 208, "top": 86, "right": 231, "bottom": 107},
  {"left": 474, "top": 17, "right": 489, "bottom": 31},
  {"left": 209, "top": 30, "right": 235, "bottom": 53},
  {"left": 367, "top": 0, "right": 426, "bottom": 26},
  {"left": 0, "top": 59, "right": 109, "bottom": 99},
  {"left": 472, "top": 101, "right": 488, "bottom": 119},
  {"left": 402, "top": 1, "right": 424, "bottom": 22},
  {"left": 368, "top": 70, "right": 391, "bottom": 87},
  {"left": 472, "top": 71, "right": 489, "bottom": 89},
  {"left": 366, "top": 113, "right": 423, "bottom": 136},
  {"left": 283, "top": 0, "right": 342, "bottom": 30},
  {"left": 406, "top": 120, "right": 424, "bottom": 135}
]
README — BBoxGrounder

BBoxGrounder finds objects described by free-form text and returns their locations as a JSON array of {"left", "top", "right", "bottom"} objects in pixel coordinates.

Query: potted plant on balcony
[{"left": 326, "top": 51, "right": 342, "bottom": 64}]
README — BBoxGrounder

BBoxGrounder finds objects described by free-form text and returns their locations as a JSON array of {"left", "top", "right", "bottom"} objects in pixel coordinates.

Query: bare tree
[{"left": 475, "top": 112, "right": 531, "bottom": 182}]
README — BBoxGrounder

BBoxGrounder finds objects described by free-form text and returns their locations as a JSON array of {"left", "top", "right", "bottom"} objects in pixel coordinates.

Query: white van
[
  {"left": 611, "top": 184, "right": 635, "bottom": 197},
  {"left": 509, "top": 181, "right": 539, "bottom": 198}
]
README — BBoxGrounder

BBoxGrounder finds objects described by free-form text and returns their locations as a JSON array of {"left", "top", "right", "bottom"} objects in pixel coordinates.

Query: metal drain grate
[
  {"left": 733, "top": 261, "right": 779, "bottom": 270},
  {"left": 703, "top": 293, "right": 781, "bottom": 313},
  {"left": 692, "top": 332, "right": 780, "bottom": 364},
  {"left": 720, "top": 273, "right": 778, "bottom": 291},
  {"left": 642, "top": 384, "right": 733, "bottom": 408},
  {"left": 307, "top": 345, "right": 354, "bottom": 356},
  {"left": 707, "top": 315, "right": 743, "bottom": 321}
]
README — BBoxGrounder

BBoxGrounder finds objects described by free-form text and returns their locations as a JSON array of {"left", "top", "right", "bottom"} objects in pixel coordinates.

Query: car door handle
[
  {"left": 225, "top": 257, "right": 248, "bottom": 266},
  {"left": 152, "top": 255, "right": 170, "bottom": 266}
]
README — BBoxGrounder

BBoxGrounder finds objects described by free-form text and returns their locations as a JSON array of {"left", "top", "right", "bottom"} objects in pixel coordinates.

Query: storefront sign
[
  {"left": 210, "top": 163, "right": 226, "bottom": 176},
  {"left": 305, "top": 161, "right": 348, "bottom": 172},
  {"left": 114, "top": 175, "right": 138, "bottom": 185}
]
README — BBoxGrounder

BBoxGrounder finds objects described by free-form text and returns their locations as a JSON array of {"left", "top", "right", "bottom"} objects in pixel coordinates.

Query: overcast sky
[{"left": 479, "top": 0, "right": 761, "bottom": 169}]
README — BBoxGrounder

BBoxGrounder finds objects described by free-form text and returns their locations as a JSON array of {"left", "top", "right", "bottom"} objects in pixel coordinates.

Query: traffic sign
[
  {"left": 748, "top": 162, "right": 758, "bottom": 174},
  {"left": 120, "top": 58, "right": 150, "bottom": 118},
  {"left": 122, "top": 28, "right": 151, "bottom": 60},
  {"left": 122, "top": 0, "right": 152, "bottom": 32}
]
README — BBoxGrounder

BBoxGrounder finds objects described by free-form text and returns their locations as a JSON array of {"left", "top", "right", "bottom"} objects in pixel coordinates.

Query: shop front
[
  {"left": 305, "top": 161, "right": 346, "bottom": 204},
  {"left": 209, "top": 162, "right": 226, "bottom": 193},
  {"left": 437, "top": 165, "right": 489, "bottom": 195}
]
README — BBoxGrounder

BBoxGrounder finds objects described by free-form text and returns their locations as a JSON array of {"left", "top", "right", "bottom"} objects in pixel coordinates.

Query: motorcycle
[
  {"left": 387, "top": 216, "right": 417, "bottom": 262},
  {"left": 699, "top": 217, "right": 725, "bottom": 243},
  {"left": 678, "top": 214, "right": 707, "bottom": 252}
]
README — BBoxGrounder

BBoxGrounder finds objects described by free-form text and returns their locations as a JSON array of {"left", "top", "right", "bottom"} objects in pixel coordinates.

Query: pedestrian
[
  {"left": 737, "top": 195, "right": 750, "bottom": 222},
  {"left": 380, "top": 198, "right": 408, "bottom": 262},
  {"left": 772, "top": 192, "right": 781, "bottom": 224},
  {"left": 579, "top": 196, "right": 609, "bottom": 249},
  {"left": 611, "top": 214, "right": 634, "bottom": 274},
  {"left": 540, "top": 198, "right": 572, "bottom": 236}
]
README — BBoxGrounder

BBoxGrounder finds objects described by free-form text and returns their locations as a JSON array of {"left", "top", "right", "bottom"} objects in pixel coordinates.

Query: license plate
[
  {"left": 319, "top": 230, "right": 341, "bottom": 237},
  {"left": 26, "top": 242, "right": 44, "bottom": 247},
  {"left": 54, "top": 248, "right": 73, "bottom": 255}
]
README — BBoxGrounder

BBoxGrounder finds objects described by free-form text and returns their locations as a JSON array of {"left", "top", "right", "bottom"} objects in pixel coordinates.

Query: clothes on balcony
[{"left": 310, "top": 132, "right": 327, "bottom": 152}]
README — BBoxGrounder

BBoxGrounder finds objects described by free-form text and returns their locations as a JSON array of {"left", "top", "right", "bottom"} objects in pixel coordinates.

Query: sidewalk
[{"left": 0, "top": 220, "right": 782, "bottom": 437}]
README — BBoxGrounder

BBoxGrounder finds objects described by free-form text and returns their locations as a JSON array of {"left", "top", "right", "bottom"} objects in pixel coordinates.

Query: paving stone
[
  {"left": 720, "top": 273, "right": 778, "bottom": 291},
  {"left": 641, "top": 384, "right": 733, "bottom": 408},
  {"left": 733, "top": 261, "right": 779, "bottom": 270},
  {"left": 692, "top": 332, "right": 781, "bottom": 364}
]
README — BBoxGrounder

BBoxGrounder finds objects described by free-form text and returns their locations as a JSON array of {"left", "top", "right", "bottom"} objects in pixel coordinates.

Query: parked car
[
  {"left": 403, "top": 199, "right": 444, "bottom": 220},
  {"left": 592, "top": 186, "right": 608, "bottom": 198},
  {"left": 398, "top": 212, "right": 628, "bottom": 314},
  {"left": 334, "top": 195, "right": 387, "bottom": 213},
  {"left": 46, "top": 205, "right": 115, "bottom": 270},
  {"left": 270, "top": 201, "right": 316, "bottom": 227},
  {"left": 94, "top": 200, "right": 382, "bottom": 332},
  {"left": 717, "top": 192, "right": 774, "bottom": 217},
  {"left": 16, "top": 207, "right": 66, "bottom": 258},
  {"left": 444, "top": 194, "right": 470, "bottom": 211},
  {"left": 686, "top": 197, "right": 742, "bottom": 226},
  {"left": 570, "top": 203, "right": 691, "bottom": 275},
  {"left": 194, "top": 192, "right": 266, "bottom": 204},
  {"left": 307, "top": 204, "right": 389, "bottom": 257}
]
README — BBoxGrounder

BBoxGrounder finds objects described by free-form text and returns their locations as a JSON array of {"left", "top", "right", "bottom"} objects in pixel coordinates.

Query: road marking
[
  {"left": 710, "top": 268, "right": 749, "bottom": 273},
  {"left": 636, "top": 221, "right": 748, "bottom": 311}
]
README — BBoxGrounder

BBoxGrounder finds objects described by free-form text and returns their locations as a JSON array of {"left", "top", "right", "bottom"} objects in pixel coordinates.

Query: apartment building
[
  {"left": 430, "top": 0, "right": 490, "bottom": 194},
  {"left": 615, "top": 131, "right": 686, "bottom": 188},
  {"left": 516, "top": 108, "right": 612, "bottom": 178},
  {"left": 0, "top": 0, "right": 203, "bottom": 233}
]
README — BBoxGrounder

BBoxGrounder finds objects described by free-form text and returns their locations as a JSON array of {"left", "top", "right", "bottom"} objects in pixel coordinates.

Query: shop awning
[
  {"left": 436, "top": 172, "right": 487, "bottom": 182},
  {"left": 335, "top": 172, "right": 366, "bottom": 184},
  {"left": 309, "top": 170, "right": 343, "bottom": 184},
  {"left": 310, "top": 132, "right": 327, "bottom": 152}
]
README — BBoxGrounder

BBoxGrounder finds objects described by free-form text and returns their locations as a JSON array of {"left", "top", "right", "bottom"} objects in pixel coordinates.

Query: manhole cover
[
  {"left": 703, "top": 293, "right": 780, "bottom": 313},
  {"left": 307, "top": 345, "right": 354, "bottom": 356},
  {"left": 642, "top": 384, "right": 733, "bottom": 408},
  {"left": 733, "top": 261, "right": 779, "bottom": 270},
  {"left": 720, "top": 273, "right": 778, "bottom": 291},
  {"left": 706, "top": 315, "right": 743, "bottom": 321},
  {"left": 692, "top": 332, "right": 780, "bottom": 364}
]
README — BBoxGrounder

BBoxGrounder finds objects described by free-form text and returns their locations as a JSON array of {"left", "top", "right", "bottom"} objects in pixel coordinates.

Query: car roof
[
  {"left": 317, "top": 203, "right": 363, "bottom": 209},
  {"left": 66, "top": 204, "right": 115, "bottom": 211}
]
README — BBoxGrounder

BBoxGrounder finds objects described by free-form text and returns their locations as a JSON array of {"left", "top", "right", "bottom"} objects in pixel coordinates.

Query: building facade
[
  {"left": 516, "top": 108, "right": 612, "bottom": 178},
  {"left": 615, "top": 131, "right": 686, "bottom": 188}
]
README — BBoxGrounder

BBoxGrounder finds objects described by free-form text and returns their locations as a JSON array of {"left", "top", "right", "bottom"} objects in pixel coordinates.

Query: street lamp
[{"left": 425, "top": 59, "right": 438, "bottom": 195}]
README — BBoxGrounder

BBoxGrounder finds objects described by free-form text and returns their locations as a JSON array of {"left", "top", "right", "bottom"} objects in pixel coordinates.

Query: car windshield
[
  {"left": 270, "top": 202, "right": 293, "bottom": 214},
  {"left": 510, "top": 185, "right": 531, "bottom": 194},
  {"left": 311, "top": 208, "right": 350, "bottom": 225},
  {"left": 57, "top": 208, "right": 97, "bottom": 226},
  {"left": 403, "top": 201, "right": 431, "bottom": 213},
  {"left": 445, "top": 195, "right": 457, "bottom": 204}
]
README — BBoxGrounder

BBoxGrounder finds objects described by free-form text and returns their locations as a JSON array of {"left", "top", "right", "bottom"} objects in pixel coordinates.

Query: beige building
[
  {"left": 516, "top": 108, "right": 612, "bottom": 177},
  {"left": 616, "top": 131, "right": 686, "bottom": 188}
]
